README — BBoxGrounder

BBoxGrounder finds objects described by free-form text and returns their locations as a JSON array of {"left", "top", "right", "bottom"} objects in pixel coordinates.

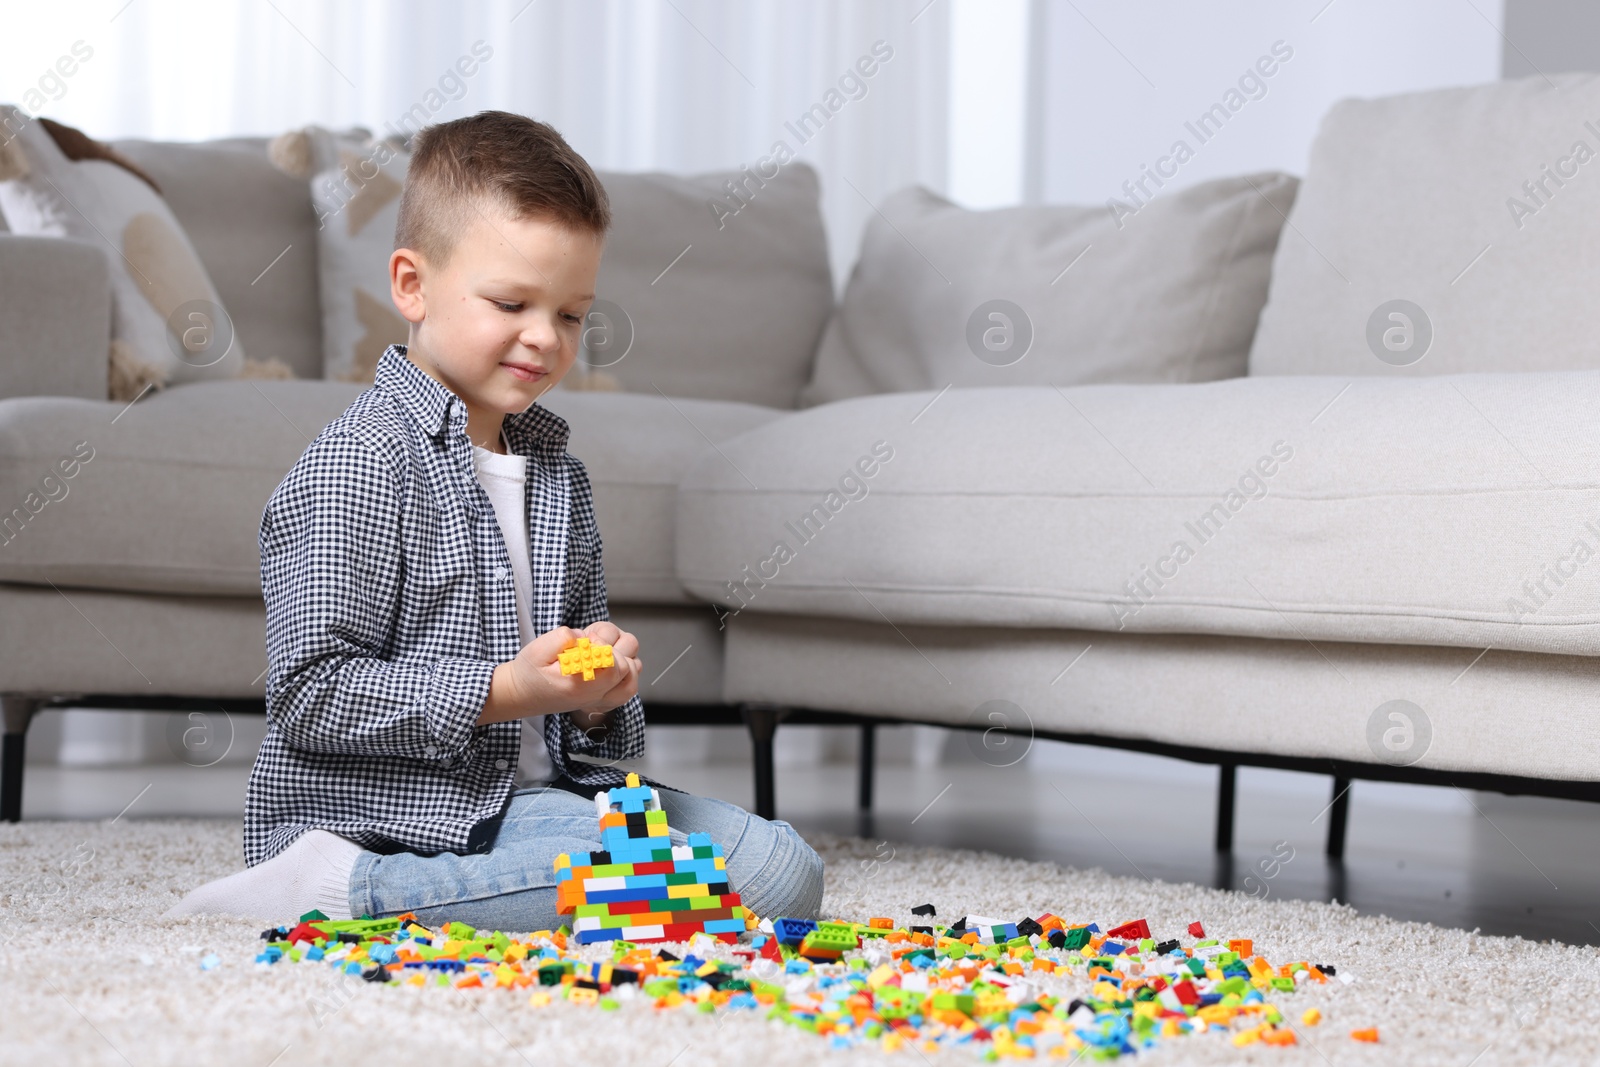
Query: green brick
[
  {"left": 931, "top": 992, "right": 975, "bottom": 1014},
  {"left": 1063, "top": 927, "right": 1093, "bottom": 951}
]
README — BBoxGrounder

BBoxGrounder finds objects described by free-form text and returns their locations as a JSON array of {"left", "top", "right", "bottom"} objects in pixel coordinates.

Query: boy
[{"left": 164, "top": 111, "right": 823, "bottom": 930}]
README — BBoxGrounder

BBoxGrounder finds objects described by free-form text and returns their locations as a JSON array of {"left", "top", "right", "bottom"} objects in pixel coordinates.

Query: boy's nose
[{"left": 518, "top": 319, "right": 558, "bottom": 351}]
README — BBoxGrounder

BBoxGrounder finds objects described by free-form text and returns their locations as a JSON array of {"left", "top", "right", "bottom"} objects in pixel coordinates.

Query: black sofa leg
[
  {"left": 740, "top": 703, "right": 781, "bottom": 821},
  {"left": 1325, "top": 776, "right": 1351, "bottom": 861},
  {"left": 857, "top": 723, "right": 875, "bottom": 812},
  {"left": 2, "top": 695, "right": 43, "bottom": 823},
  {"left": 1214, "top": 762, "right": 1237, "bottom": 853}
]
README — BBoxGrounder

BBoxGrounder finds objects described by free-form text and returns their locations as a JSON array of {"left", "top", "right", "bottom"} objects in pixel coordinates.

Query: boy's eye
[
  {"left": 562, "top": 313, "right": 583, "bottom": 324},
  {"left": 492, "top": 300, "right": 521, "bottom": 313}
]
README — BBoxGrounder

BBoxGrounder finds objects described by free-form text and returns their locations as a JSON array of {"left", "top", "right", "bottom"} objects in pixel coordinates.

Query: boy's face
[{"left": 390, "top": 200, "right": 603, "bottom": 449}]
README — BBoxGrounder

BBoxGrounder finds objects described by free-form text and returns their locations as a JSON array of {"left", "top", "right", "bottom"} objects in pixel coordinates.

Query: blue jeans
[{"left": 348, "top": 786, "right": 825, "bottom": 931}]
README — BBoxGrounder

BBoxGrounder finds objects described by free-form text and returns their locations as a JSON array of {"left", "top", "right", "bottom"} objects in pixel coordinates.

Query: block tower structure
[{"left": 555, "top": 773, "right": 750, "bottom": 944}]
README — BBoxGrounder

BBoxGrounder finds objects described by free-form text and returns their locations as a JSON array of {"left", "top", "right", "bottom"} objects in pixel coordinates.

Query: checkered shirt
[{"left": 243, "top": 344, "right": 645, "bottom": 865}]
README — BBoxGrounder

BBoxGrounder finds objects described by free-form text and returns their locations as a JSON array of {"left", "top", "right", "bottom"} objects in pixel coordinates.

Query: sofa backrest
[
  {"left": 589, "top": 164, "right": 833, "bottom": 410},
  {"left": 1250, "top": 72, "right": 1600, "bottom": 377},
  {"left": 100, "top": 134, "right": 836, "bottom": 408}
]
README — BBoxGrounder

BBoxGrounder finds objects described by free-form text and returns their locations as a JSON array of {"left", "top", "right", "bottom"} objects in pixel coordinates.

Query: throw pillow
[
  {"left": 0, "top": 105, "right": 289, "bottom": 401},
  {"left": 799, "top": 175, "right": 1299, "bottom": 406},
  {"left": 268, "top": 124, "right": 414, "bottom": 384}
]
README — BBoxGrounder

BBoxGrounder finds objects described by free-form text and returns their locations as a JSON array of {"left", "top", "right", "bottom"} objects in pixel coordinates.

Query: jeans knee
[
  {"left": 771, "top": 824, "right": 825, "bottom": 920},
  {"left": 741, "top": 822, "right": 825, "bottom": 922},
  {"left": 792, "top": 834, "right": 824, "bottom": 919}
]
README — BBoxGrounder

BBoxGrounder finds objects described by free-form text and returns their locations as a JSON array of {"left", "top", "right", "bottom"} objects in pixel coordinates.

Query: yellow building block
[{"left": 559, "top": 637, "right": 615, "bottom": 680}]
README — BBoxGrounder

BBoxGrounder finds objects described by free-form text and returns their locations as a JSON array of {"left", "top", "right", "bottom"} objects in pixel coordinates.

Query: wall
[{"left": 1027, "top": 0, "right": 1504, "bottom": 207}]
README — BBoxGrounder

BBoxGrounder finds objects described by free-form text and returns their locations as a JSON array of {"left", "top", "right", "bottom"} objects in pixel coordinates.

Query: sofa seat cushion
[
  {"left": 677, "top": 372, "right": 1600, "bottom": 657},
  {"left": 0, "top": 380, "right": 363, "bottom": 595},
  {"left": 539, "top": 390, "right": 787, "bottom": 604},
  {"left": 0, "top": 380, "right": 784, "bottom": 602}
]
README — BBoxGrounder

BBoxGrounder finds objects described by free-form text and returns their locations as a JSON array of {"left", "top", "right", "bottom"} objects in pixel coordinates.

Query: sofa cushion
[
  {"left": 574, "top": 163, "right": 833, "bottom": 410},
  {"left": 1250, "top": 72, "right": 1600, "bottom": 376},
  {"left": 0, "top": 379, "right": 781, "bottom": 602},
  {"left": 110, "top": 135, "right": 331, "bottom": 382},
  {"left": 265, "top": 125, "right": 410, "bottom": 384},
  {"left": 677, "top": 372, "right": 1600, "bottom": 657},
  {"left": 0, "top": 380, "right": 363, "bottom": 595},
  {"left": 799, "top": 175, "right": 1297, "bottom": 407},
  {"left": 537, "top": 390, "right": 788, "bottom": 604}
]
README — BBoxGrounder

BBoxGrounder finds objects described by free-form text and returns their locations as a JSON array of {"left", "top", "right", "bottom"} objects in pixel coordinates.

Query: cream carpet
[{"left": 1, "top": 818, "right": 1596, "bottom": 1066}]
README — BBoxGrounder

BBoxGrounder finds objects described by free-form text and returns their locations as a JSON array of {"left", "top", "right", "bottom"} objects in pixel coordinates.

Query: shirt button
[
  {"left": 424, "top": 744, "right": 438, "bottom": 758},
  {"left": 494, "top": 565, "right": 509, "bottom": 581},
  {"left": 494, "top": 758, "right": 509, "bottom": 770}
]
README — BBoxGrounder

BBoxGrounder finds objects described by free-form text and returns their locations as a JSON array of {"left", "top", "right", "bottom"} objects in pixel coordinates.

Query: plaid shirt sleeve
[
  {"left": 260, "top": 430, "right": 495, "bottom": 760},
  {"left": 544, "top": 457, "right": 647, "bottom": 776}
]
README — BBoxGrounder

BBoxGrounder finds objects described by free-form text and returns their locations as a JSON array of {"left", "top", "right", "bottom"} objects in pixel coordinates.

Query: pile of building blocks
[
  {"left": 558, "top": 637, "right": 614, "bottom": 680},
  {"left": 554, "top": 772, "right": 749, "bottom": 944},
  {"left": 237, "top": 780, "right": 1380, "bottom": 1056},
  {"left": 245, "top": 901, "right": 1371, "bottom": 1057}
]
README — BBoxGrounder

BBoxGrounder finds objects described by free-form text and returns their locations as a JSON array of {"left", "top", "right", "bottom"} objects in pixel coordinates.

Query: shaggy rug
[{"left": 1, "top": 818, "right": 1595, "bottom": 1066}]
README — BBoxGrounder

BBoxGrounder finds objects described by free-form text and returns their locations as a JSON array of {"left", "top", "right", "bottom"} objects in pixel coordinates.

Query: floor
[{"left": 18, "top": 723, "right": 1600, "bottom": 947}]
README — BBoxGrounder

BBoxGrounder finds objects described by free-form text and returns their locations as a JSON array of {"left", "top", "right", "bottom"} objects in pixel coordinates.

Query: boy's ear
[{"left": 390, "top": 247, "right": 427, "bottom": 324}]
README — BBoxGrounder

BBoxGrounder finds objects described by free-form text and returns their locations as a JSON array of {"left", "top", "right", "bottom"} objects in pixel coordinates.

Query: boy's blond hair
[{"left": 394, "top": 110, "right": 610, "bottom": 269}]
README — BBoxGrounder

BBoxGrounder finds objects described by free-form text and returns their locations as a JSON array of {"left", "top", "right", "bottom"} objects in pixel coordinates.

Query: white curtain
[{"left": 5, "top": 0, "right": 954, "bottom": 288}]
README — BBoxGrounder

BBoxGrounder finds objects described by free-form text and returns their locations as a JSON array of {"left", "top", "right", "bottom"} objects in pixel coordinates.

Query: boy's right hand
[{"left": 504, "top": 625, "right": 641, "bottom": 721}]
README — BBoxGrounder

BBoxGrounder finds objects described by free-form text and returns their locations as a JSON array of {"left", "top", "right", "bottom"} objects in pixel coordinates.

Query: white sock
[{"left": 162, "top": 829, "right": 362, "bottom": 922}]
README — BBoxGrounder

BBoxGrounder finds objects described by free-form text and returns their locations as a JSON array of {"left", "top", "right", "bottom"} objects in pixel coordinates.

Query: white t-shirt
[{"left": 471, "top": 426, "right": 535, "bottom": 649}]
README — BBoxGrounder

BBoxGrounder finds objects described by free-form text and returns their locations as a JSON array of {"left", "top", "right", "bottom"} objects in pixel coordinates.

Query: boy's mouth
[{"left": 500, "top": 361, "right": 547, "bottom": 383}]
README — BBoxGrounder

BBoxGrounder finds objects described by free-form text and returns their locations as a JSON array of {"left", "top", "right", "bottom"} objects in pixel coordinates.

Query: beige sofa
[
  {"left": 5, "top": 74, "right": 1600, "bottom": 856},
  {"left": 0, "top": 128, "right": 836, "bottom": 824}
]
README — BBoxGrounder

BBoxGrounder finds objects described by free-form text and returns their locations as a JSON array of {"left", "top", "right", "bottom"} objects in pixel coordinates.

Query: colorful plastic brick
[{"left": 558, "top": 636, "right": 615, "bottom": 680}]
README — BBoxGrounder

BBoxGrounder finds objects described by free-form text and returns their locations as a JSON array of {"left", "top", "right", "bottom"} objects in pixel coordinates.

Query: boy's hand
[{"left": 499, "top": 624, "right": 641, "bottom": 724}]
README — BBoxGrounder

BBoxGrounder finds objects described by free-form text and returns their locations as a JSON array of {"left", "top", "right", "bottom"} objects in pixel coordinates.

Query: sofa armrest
[{"left": 0, "top": 235, "right": 110, "bottom": 401}]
